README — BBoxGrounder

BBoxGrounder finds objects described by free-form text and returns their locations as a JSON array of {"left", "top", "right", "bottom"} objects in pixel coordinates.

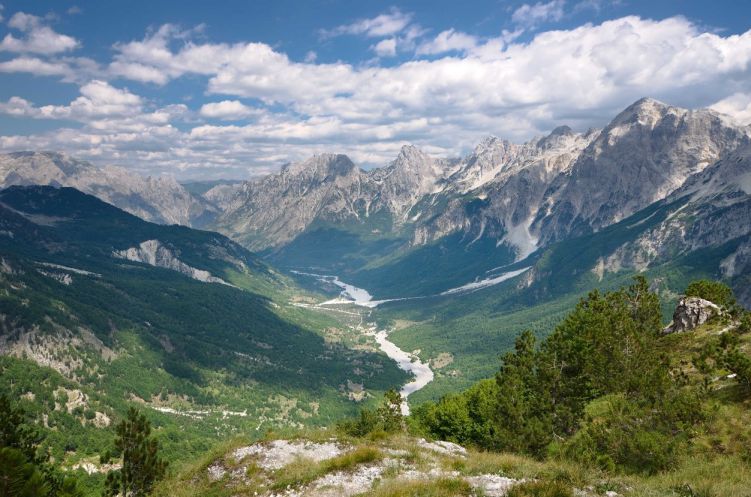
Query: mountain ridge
[
  {"left": 3, "top": 98, "right": 751, "bottom": 299},
  {"left": 0, "top": 151, "right": 221, "bottom": 227}
]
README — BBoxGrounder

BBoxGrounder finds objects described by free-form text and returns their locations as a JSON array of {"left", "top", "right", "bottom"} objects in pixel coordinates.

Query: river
[{"left": 291, "top": 267, "right": 529, "bottom": 414}]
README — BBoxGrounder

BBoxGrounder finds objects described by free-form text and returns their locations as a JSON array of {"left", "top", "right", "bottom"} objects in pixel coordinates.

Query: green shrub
[
  {"left": 737, "top": 312, "right": 751, "bottom": 334},
  {"left": 685, "top": 280, "right": 739, "bottom": 315},
  {"left": 561, "top": 390, "right": 704, "bottom": 475},
  {"left": 415, "top": 276, "right": 710, "bottom": 474},
  {"left": 338, "top": 390, "right": 404, "bottom": 437}
]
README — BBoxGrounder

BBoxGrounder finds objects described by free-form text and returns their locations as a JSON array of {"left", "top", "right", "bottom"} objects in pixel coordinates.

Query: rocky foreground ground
[{"left": 156, "top": 432, "right": 634, "bottom": 497}]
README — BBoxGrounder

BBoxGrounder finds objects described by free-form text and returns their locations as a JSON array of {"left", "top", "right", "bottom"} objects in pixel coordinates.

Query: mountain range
[{"left": 2, "top": 98, "right": 750, "bottom": 304}]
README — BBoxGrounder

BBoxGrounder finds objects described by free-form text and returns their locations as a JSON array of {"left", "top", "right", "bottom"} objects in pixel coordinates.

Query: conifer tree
[{"left": 103, "top": 408, "right": 166, "bottom": 497}]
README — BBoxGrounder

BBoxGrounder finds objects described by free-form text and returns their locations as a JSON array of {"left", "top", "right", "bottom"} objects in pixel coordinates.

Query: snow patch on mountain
[
  {"left": 500, "top": 222, "right": 538, "bottom": 261},
  {"left": 738, "top": 172, "right": 751, "bottom": 195},
  {"left": 440, "top": 267, "right": 531, "bottom": 295}
]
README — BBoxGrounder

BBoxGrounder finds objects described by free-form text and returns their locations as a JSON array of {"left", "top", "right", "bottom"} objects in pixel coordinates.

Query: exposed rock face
[
  {"left": 663, "top": 297, "right": 721, "bottom": 333},
  {"left": 231, "top": 440, "right": 345, "bottom": 471},
  {"left": 202, "top": 182, "right": 244, "bottom": 210},
  {"left": 534, "top": 98, "right": 751, "bottom": 245},
  {"left": 215, "top": 98, "right": 750, "bottom": 266},
  {"left": 113, "top": 239, "right": 233, "bottom": 286},
  {"left": 216, "top": 127, "right": 597, "bottom": 257},
  {"left": 216, "top": 154, "right": 370, "bottom": 249},
  {"left": 421, "top": 125, "right": 599, "bottom": 257},
  {"left": 0, "top": 151, "right": 219, "bottom": 226},
  {"left": 203, "top": 437, "right": 521, "bottom": 497},
  {"left": 591, "top": 144, "right": 751, "bottom": 292},
  {"left": 368, "top": 145, "right": 459, "bottom": 222}
]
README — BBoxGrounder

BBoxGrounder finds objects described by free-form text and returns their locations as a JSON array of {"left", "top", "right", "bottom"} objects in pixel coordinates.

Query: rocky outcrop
[
  {"left": 113, "top": 239, "right": 233, "bottom": 286},
  {"left": 201, "top": 436, "right": 520, "bottom": 497},
  {"left": 663, "top": 297, "right": 722, "bottom": 333}
]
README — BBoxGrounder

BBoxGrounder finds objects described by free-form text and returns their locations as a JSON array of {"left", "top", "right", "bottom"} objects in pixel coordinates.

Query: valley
[
  {"left": 287, "top": 272, "right": 436, "bottom": 414},
  {"left": 2, "top": 96, "right": 751, "bottom": 496}
]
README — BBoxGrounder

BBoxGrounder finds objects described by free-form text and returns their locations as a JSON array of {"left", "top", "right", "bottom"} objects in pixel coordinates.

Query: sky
[{"left": 0, "top": 1, "right": 750, "bottom": 180}]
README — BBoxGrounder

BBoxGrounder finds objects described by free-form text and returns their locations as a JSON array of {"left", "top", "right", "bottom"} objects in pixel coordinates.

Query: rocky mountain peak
[
  {"left": 383, "top": 144, "right": 445, "bottom": 188},
  {"left": 472, "top": 136, "right": 513, "bottom": 156},
  {"left": 537, "top": 125, "right": 581, "bottom": 150},
  {"left": 281, "top": 153, "right": 357, "bottom": 180},
  {"left": 613, "top": 97, "right": 671, "bottom": 125},
  {"left": 533, "top": 97, "right": 751, "bottom": 245},
  {"left": 392, "top": 145, "right": 435, "bottom": 172},
  {"left": 549, "top": 125, "right": 574, "bottom": 137},
  {"left": 1, "top": 151, "right": 94, "bottom": 181}
]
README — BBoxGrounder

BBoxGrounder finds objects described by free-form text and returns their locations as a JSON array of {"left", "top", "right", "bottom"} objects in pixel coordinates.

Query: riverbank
[{"left": 289, "top": 272, "right": 436, "bottom": 414}]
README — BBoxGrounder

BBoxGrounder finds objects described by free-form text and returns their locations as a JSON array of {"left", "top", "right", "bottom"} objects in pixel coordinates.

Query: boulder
[{"left": 663, "top": 297, "right": 721, "bottom": 333}]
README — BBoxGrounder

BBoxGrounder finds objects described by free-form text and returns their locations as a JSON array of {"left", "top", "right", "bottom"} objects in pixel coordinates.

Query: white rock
[
  {"left": 663, "top": 297, "right": 722, "bottom": 333},
  {"left": 232, "top": 440, "right": 345, "bottom": 470},
  {"left": 466, "top": 474, "right": 520, "bottom": 497}
]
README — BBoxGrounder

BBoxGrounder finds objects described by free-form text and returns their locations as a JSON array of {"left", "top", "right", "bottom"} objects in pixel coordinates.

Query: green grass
[
  {"left": 272, "top": 446, "right": 383, "bottom": 489},
  {"left": 365, "top": 478, "right": 474, "bottom": 497},
  {"left": 506, "top": 481, "right": 574, "bottom": 497}
]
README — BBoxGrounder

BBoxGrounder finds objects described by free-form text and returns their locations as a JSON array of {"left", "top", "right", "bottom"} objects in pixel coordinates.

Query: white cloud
[
  {"left": 304, "top": 51, "right": 317, "bottom": 63},
  {"left": 199, "top": 100, "right": 258, "bottom": 120},
  {"left": 109, "top": 61, "right": 169, "bottom": 84},
  {"left": 0, "top": 80, "right": 147, "bottom": 122},
  {"left": 372, "top": 38, "right": 397, "bottom": 57},
  {"left": 320, "top": 8, "right": 413, "bottom": 38},
  {"left": 512, "top": 0, "right": 566, "bottom": 28},
  {"left": 7, "top": 12, "right": 39, "bottom": 31},
  {"left": 2, "top": 15, "right": 751, "bottom": 178},
  {"left": 0, "top": 55, "right": 101, "bottom": 83},
  {"left": 0, "top": 96, "right": 35, "bottom": 116},
  {"left": 0, "top": 12, "right": 80, "bottom": 54},
  {"left": 416, "top": 29, "right": 479, "bottom": 55},
  {"left": 0, "top": 56, "right": 72, "bottom": 77},
  {"left": 711, "top": 93, "right": 751, "bottom": 125}
]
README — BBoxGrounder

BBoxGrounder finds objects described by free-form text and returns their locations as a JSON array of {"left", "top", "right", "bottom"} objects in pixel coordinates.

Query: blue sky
[{"left": 0, "top": 0, "right": 750, "bottom": 179}]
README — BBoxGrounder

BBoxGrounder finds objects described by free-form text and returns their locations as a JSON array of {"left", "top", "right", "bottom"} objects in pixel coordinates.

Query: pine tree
[
  {"left": 103, "top": 408, "right": 166, "bottom": 497},
  {"left": 377, "top": 389, "right": 405, "bottom": 433}
]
